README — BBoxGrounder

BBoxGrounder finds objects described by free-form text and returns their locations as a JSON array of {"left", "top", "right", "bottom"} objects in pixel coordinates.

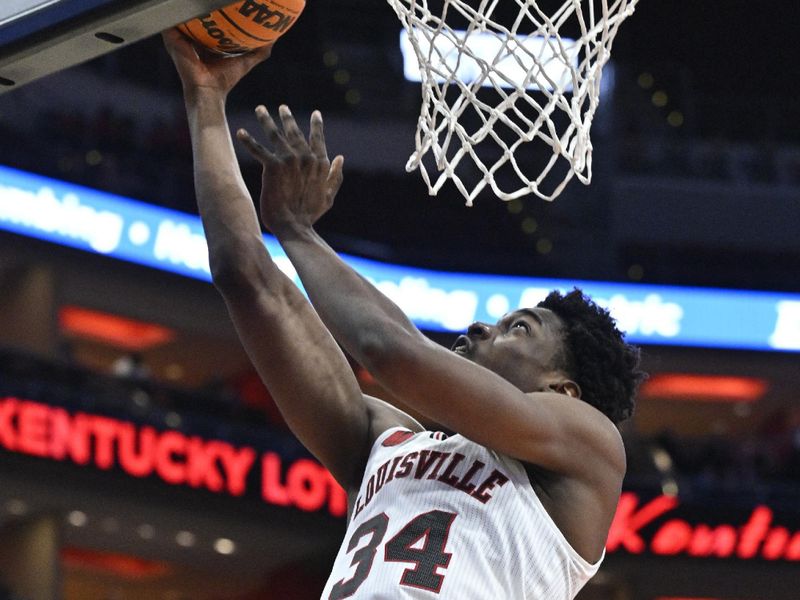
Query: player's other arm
[
  {"left": 280, "top": 229, "right": 623, "bottom": 485},
  {"left": 240, "top": 106, "right": 623, "bottom": 487},
  {"left": 162, "top": 31, "right": 415, "bottom": 488}
]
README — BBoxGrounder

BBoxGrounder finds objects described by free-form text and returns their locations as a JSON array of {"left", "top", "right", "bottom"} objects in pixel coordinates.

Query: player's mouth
[{"left": 451, "top": 335, "right": 471, "bottom": 355}]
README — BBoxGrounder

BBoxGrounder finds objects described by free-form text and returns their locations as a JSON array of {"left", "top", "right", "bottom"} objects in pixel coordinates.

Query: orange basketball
[{"left": 178, "top": 0, "right": 306, "bottom": 56}]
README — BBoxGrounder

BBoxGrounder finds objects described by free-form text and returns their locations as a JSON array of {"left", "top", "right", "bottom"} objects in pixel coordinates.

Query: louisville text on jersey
[{"left": 353, "top": 449, "right": 509, "bottom": 520}]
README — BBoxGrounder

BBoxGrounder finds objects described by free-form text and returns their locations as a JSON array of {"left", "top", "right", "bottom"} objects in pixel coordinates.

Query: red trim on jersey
[{"left": 382, "top": 430, "right": 415, "bottom": 447}]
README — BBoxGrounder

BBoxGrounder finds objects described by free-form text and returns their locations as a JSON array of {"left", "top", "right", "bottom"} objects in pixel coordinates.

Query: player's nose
[{"left": 467, "top": 321, "right": 492, "bottom": 340}]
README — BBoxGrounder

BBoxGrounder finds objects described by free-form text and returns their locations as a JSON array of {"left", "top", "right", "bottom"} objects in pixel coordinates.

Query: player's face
[{"left": 451, "top": 307, "right": 569, "bottom": 393}]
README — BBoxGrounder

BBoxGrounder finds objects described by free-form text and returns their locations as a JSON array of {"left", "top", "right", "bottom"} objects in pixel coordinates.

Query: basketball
[{"left": 178, "top": 0, "right": 306, "bottom": 56}]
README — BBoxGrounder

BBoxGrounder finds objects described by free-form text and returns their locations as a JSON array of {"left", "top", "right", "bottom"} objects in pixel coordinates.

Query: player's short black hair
[{"left": 538, "top": 288, "right": 645, "bottom": 424}]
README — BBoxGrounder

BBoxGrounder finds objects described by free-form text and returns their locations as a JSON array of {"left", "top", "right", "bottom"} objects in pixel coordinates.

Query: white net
[{"left": 388, "top": 0, "right": 638, "bottom": 204}]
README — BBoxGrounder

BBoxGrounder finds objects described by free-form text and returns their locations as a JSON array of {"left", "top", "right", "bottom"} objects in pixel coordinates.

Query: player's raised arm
[
  {"left": 161, "top": 30, "right": 417, "bottom": 489},
  {"left": 238, "top": 105, "right": 636, "bottom": 488}
]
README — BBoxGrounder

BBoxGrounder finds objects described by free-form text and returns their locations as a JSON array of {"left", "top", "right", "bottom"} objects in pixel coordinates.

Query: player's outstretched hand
[
  {"left": 237, "top": 105, "right": 344, "bottom": 234},
  {"left": 162, "top": 28, "right": 271, "bottom": 97}
]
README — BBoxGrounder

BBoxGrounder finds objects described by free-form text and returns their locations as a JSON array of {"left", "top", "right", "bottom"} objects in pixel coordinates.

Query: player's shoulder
[
  {"left": 522, "top": 391, "right": 627, "bottom": 479},
  {"left": 363, "top": 394, "right": 424, "bottom": 438},
  {"left": 342, "top": 396, "right": 424, "bottom": 492},
  {"left": 349, "top": 395, "right": 424, "bottom": 479},
  {"left": 534, "top": 392, "right": 624, "bottom": 447}
]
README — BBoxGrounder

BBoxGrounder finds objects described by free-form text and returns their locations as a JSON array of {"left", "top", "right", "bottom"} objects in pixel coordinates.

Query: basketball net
[{"left": 388, "top": 0, "right": 638, "bottom": 204}]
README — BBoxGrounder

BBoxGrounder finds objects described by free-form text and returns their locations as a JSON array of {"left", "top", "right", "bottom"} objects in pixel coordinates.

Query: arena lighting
[
  {"left": 400, "top": 29, "right": 579, "bottom": 92},
  {"left": 66, "top": 510, "right": 88, "bottom": 527},
  {"left": 58, "top": 305, "right": 175, "bottom": 351},
  {"left": 2, "top": 164, "right": 800, "bottom": 351},
  {"left": 175, "top": 530, "right": 196, "bottom": 548},
  {"left": 641, "top": 374, "right": 769, "bottom": 403},
  {"left": 213, "top": 537, "right": 236, "bottom": 555},
  {"left": 3, "top": 395, "right": 800, "bottom": 563},
  {"left": 607, "top": 493, "right": 800, "bottom": 562},
  {"left": 0, "top": 396, "right": 348, "bottom": 518},
  {"left": 61, "top": 547, "right": 171, "bottom": 579}
]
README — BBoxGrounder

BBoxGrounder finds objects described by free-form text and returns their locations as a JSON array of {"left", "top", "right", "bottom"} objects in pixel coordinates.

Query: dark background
[{"left": 0, "top": 1, "right": 799, "bottom": 599}]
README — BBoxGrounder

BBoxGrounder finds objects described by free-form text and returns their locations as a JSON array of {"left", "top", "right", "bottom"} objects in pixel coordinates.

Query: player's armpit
[{"left": 363, "top": 394, "right": 424, "bottom": 440}]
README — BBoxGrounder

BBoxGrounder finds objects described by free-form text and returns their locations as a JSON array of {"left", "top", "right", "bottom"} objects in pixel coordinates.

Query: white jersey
[{"left": 321, "top": 427, "right": 603, "bottom": 599}]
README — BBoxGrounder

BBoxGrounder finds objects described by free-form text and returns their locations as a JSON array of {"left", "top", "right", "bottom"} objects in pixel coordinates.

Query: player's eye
[{"left": 511, "top": 320, "right": 531, "bottom": 333}]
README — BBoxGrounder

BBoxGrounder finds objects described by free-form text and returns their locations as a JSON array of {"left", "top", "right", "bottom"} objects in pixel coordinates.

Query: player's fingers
[
  {"left": 278, "top": 105, "right": 307, "bottom": 150},
  {"left": 309, "top": 111, "right": 328, "bottom": 159},
  {"left": 161, "top": 27, "right": 183, "bottom": 46},
  {"left": 326, "top": 155, "right": 345, "bottom": 197},
  {"left": 161, "top": 28, "right": 197, "bottom": 62},
  {"left": 236, "top": 43, "right": 273, "bottom": 74},
  {"left": 236, "top": 128, "right": 277, "bottom": 164},
  {"left": 254, "top": 106, "right": 291, "bottom": 154}
]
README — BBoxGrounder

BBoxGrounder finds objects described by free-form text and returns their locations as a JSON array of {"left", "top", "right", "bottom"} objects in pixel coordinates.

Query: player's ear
[{"left": 549, "top": 380, "right": 581, "bottom": 398}]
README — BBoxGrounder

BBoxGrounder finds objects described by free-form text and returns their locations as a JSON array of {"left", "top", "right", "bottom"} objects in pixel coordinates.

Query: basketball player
[{"left": 163, "top": 28, "right": 644, "bottom": 599}]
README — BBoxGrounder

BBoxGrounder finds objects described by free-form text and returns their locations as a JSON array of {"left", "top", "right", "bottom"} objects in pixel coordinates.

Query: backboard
[{"left": 0, "top": 0, "right": 235, "bottom": 92}]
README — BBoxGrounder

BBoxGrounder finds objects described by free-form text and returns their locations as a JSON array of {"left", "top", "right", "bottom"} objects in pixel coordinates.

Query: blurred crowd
[
  {"left": 620, "top": 136, "right": 800, "bottom": 186},
  {"left": 1, "top": 94, "right": 799, "bottom": 226},
  {"left": 2, "top": 346, "right": 799, "bottom": 506},
  {"left": 1, "top": 59, "right": 798, "bottom": 509},
  {"left": 0, "top": 347, "right": 303, "bottom": 461},
  {"left": 615, "top": 73, "right": 800, "bottom": 186},
  {"left": 0, "top": 105, "right": 198, "bottom": 215},
  {"left": 625, "top": 423, "right": 800, "bottom": 511}
]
